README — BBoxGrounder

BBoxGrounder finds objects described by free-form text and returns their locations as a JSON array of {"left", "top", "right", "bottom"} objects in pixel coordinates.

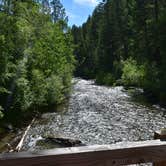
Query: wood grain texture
[
  {"left": 0, "top": 140, "right": 166, "bottom": 166},
  {"left": 153, "top": 161, "right": 166, "bottom": 166}
]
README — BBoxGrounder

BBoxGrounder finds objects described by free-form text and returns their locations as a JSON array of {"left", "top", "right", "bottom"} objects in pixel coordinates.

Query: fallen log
[{"left": 15, "top": 118, "right": 35, "bottom": 152}]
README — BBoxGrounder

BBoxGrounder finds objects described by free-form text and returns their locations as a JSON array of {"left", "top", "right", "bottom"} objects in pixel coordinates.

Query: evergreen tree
[
  {"left": 41, "top": 0, "right": 50, "bottom": 14},
  {"left": 0, "top": 0, "right": 75, "bottom": 122},
  {"left": 50, "top": 0, "right": 68, "bottom": 23},
  {"left": 72, "top": 0, "right": 166, "bottom": 105}
]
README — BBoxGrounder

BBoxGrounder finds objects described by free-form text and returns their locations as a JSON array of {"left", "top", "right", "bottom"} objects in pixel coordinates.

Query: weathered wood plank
[
  {"left": 154, "top": 161, "right": 166, "bottom": 166},
  {"left": 0, "top": 140, "right": 166, "bottom": 166},
  {"left": 154, "top": 130, "right": 166, "bottom": 166}
]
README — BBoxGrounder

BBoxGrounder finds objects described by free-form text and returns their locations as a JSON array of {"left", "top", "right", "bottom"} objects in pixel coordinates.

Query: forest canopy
[{"left": 0, "top": 0, "right": 75, "bottom": 122}]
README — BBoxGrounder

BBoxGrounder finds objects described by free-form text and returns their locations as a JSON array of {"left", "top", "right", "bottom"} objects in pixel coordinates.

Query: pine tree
[
  {"left": 42, "top": 0, "right": 50, "bottom": 14},
  {"left": 72, "top": 0, "right": 166, "bottom": 104},
  {"left": 50, "top": 0, "right": 67, "bottom": 23},
  {"left": 0, "top": 0, "right": 75, "bottom": 122}
]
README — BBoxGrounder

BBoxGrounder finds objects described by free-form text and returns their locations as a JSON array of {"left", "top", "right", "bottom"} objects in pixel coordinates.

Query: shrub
[
  {"left": 121, "top": 57, "right": 146, "bottom": 87},
  {"left": 96, "top": 72, "right": 115, "bottom": 86}
]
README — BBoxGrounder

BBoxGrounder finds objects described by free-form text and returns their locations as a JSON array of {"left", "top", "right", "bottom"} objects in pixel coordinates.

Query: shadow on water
[
  {"left": 124, "top": 87, "right": 166, "bottom": 112},
  {"left": 0, "top": 130, "right": 22, "bottom": 153},
  {"left": 0, "top": 100, "right": 69, "bottom": 153}
]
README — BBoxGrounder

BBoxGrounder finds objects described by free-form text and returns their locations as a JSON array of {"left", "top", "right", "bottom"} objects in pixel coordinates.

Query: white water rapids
[{"left": 22, "top": 78, "right": 166, "bottom": 151}]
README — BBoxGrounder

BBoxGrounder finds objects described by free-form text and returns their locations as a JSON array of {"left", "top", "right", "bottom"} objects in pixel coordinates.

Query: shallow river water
[{"left": 22, "top": 78, "right": 166, "bottom": 151}]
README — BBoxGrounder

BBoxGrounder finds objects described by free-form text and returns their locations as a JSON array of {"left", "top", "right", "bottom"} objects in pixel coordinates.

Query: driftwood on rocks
[{"left": 15, "top": 118, "right": 35, "bottom": 152}]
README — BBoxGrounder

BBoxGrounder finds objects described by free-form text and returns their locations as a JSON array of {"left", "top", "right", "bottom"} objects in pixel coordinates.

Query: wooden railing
[{"left": 0, "top": 139, "right": 166, "bottom": 166}]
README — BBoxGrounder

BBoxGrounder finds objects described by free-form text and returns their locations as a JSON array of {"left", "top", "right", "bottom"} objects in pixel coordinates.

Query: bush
[
  {"left": 121, "top": 57, "right": 146, "bottom": 87},
  {"left": 96, "top": 72, "right": 115, "bottom": 86},
  {"left": 46, "top": 75, "right": 65, "bottom": 105}
]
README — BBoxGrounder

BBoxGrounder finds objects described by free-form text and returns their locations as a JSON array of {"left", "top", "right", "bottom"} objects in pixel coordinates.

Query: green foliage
[
  {"left": 50, "top": 0, "right": 68, "bottom": 23},
  {"left": 0, "top": 0, "right": 75, "bottom": 122},
  {"left": 158, "top": 10, "right": 166, "bottom": 105},
  {"left": 96, "top": 72, "right": 115, "bottom": 86},
  {"left": 72, "top": 0, "right": 166, "bottom": 104},
  {"left": 46, "top": 75, "right": 65, "bottom": 105},
  {"left": 121, "top": 58, "right": 146, "bottom": 87},
  {"left": 15, "top": 77, "right": 33, "bottom": 111}
]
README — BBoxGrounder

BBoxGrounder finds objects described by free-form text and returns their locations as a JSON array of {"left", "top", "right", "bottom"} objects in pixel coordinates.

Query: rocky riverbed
[{"left": 21, "top": 78, "right": 166, "bottom": 151}]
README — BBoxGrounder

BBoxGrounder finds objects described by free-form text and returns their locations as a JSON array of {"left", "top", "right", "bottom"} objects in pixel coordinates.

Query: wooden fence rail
[{"left": 0, "top": 139, "right": 166, "bottom": 166}]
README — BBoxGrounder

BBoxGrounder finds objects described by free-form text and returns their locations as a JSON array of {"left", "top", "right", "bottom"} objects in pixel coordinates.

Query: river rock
[
  {"left": 35, "top": 136, "right": 85, "bottom": 150},
  {"left": 3, "top": 123, "right": 13, "bottom": 132},
  {"left": 43, "top": 137, "right": 85, "bottom": 147},
  {"left": 22, "top": 78, "right": 166, "bottom": 153}
]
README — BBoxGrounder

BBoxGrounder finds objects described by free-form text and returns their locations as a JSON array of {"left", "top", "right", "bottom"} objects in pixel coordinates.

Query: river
[{"left": 20, "top": 78, "right": 166, "bottom": 151}]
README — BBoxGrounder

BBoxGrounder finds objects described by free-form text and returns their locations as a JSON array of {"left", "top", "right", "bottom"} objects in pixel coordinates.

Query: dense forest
[
  {"left": 0, "top": 0, "right": 166, "bottom": 126},
  {"left": 0, "top": 0, "right": 75, "bottom": 123},
  {"left": 72, "top": 0, "right": 166, "bottom": 106}
]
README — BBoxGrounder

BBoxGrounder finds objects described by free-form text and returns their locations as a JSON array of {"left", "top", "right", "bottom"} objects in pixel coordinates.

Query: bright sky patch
[
  {"left": 73, "top": 0, "right": 99, "bottom": 7},
  {"left": 61, "top": 0, "right": 102, "bottom": 26}
]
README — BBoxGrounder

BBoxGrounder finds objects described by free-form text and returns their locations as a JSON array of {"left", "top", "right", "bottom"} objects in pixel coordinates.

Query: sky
[{"left": 61, "top": 0, "right": 102, "bottom": 27}]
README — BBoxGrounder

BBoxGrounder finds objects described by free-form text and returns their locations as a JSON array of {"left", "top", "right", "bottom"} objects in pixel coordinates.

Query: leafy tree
[{"left": 0, "top": 0, "right": 75, "bottom": 123}]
